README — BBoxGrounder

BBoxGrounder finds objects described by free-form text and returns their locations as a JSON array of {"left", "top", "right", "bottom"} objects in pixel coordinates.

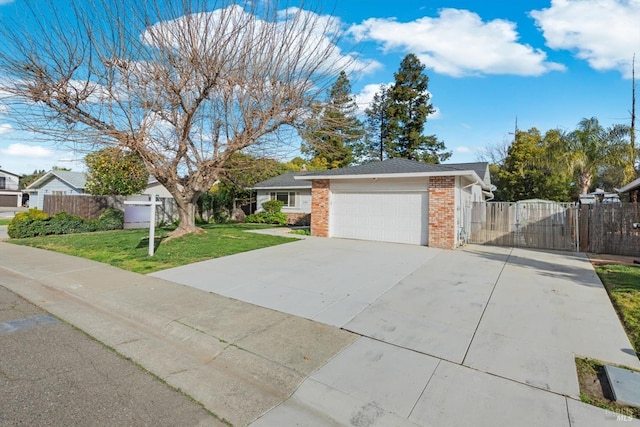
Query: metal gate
[{"left": 468, "top": 201, "right": 578, "bottom": 251}]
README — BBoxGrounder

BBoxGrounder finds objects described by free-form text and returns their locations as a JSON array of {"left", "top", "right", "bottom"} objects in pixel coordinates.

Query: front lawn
[
  {"left": 595, "top": 264, "right": 640, "bottom": 356},
  {"left": 8, "top": 223, "right": 295, "bottom": 274},
  {"left": 0, "top": 218, "right": 11, "bottom": 226}
]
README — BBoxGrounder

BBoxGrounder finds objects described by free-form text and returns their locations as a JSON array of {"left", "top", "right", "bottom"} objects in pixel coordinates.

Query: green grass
[
  {"left": 0, "top": 218, "right": 11, "bottom": 226},
  {"left": 575, "top": 357, "right": 640, "bottom": 419},
  {"left": 596, "top": 264, "right": 640, "bottom": 355},
  {"left": 8, "top": 223, "right": 295, "bottom": 274}
]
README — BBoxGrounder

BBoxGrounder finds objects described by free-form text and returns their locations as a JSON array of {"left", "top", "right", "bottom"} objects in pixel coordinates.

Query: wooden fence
[
  {"left": 579, "top": 203, "right": 640, "bottom": 256},
  {"left": 43, "top": 194, "right": 179, "bottom": 224},
  {"left": 468, "top": 201, "right": 640, "bottom": 256},
  {"left": 468, "top": 201, "right": 578, "bottom": 251}
]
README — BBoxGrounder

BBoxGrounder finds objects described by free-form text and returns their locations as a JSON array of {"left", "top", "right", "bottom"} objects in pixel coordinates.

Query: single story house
[
  {"left": 26, "top": 170, "right": 172, "bottom": 210},
  {"left": 253, "top": 158, "right": 494, "bottom": 249},
  {"left": 251, "top": 171, "right": 312, "bottom": 225},
  {"left": 0, "top": 169, "right": 23, "bottom": 207},
  {"left": 618, "top": 176, "right": 640, "bottom": 202}
]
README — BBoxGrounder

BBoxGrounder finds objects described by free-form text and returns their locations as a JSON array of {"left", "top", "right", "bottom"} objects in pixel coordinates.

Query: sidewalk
[{"left": 0, "top": 242, "right": 356, "bottom": 426}]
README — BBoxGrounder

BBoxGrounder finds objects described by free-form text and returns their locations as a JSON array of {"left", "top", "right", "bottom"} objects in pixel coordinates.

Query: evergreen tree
[
  {"left": 361, "top": 85, "right": 390, "bottom": 162},
  {"left": 386, "top": 54, "right": 450, "bottom": 163},
  {"left": 301, "top": 71, "right": 363, "bottom": 169}
]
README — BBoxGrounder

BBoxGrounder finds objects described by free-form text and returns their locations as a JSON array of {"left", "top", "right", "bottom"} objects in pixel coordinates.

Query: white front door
[{"left": 330, "top": 192, "right": 428, "bottom": 245}]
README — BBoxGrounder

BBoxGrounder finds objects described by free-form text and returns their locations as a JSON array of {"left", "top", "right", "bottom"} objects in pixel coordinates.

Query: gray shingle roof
[
  {"left": 252, "top": 159, "right": 491, "bottom": 189},
  {"left": 297, "top": 158, "right": 489, "bottom": 180},
  {"left": 252, "top": 171, "right": 312, "bottom": 189},
  {"left": 52, "top": 171, "right": 87, "bottom": 189},
  {"left": 26, "top": 170, "right": 87, "bottom": 190}
]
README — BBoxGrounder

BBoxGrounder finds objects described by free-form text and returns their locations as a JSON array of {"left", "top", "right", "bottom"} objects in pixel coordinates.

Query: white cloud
[
  {"left": 142, "top": 5, "right": 376, "bottom": 76},
  {"left": 0, "top": 143, "right": 53, "bottom": 158},
  {"left": 0, "top": 123, "right": 13, "bottom": 134},
  {"left": 349, "top": 8, "right": 565, "bottom": 77},
  {"left": 530, "top": 0, "right": 640, "bottom": 78},
  {"left": 454, "top": 146, "right": 473, "bottom": 154}
]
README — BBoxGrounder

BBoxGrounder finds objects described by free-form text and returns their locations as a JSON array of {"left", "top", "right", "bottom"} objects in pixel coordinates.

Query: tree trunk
[
  {"left": 578, "top": 171, "right": 592, "bottom": 195},
  {"left": 170, "top": 197, "right": 205, "bottom": 239}
]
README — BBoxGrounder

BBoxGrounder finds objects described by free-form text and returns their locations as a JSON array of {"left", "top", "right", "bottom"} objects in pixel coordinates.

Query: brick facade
[
  {"left": 311, "top": 180, "right": 330, "bottom": 237},
  {"left": 428, "top": 176, "right": 456, "bottom": 249}
]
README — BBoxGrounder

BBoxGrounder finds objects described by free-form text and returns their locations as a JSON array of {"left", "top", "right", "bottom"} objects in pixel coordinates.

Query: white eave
[{"left": 295, "top": 170, "right": 491, "bottom": 191}]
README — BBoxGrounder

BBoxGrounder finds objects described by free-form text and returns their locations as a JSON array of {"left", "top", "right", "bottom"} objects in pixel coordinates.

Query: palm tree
[{"left": 558, "top": 118, "right": 629, "bottom": 195}]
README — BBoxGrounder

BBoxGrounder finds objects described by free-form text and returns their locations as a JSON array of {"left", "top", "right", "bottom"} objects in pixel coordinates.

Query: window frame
[{"left": 269, "top": 191, "right": 298, "bottom": 208}]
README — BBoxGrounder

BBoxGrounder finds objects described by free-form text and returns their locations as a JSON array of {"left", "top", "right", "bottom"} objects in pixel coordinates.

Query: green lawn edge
[{"left": 7, "top": 223, "right": 295, "bottom": 274}]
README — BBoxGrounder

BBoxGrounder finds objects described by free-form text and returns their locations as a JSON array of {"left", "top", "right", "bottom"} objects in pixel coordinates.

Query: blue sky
[{"left": 0, "top": 0, "right": 638, "bottom": 175}]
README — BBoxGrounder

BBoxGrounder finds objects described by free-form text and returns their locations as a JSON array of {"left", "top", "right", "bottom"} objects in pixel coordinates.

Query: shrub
[
  {"left": 48, "top": 212, "right": 93, "bottom": 235},
  {"left": 95, "top": 208, "right": 124, "bottom": 231},
  {"left": 245, "top": 211, "right": 287, "bottom": 225},
  {"left": 262, "top": 199, "right": 284, "bottom": 213},
  {"left": 7, "top": 208, "right": 124, "bottom": 238},
  {"left": 7, "top": 209, "right": 50, "bottom": 238}
]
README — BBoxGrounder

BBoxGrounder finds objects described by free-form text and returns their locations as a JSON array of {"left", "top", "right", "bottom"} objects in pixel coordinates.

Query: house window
[
  {"left": 0, "top": 177, "right": 5, "bottom": 190},
  {"left": 51, "top": 191, "right": 66, "bottom": 195},
  {"left": 269, "top": 191, "right": 297, "bottom": 207}
]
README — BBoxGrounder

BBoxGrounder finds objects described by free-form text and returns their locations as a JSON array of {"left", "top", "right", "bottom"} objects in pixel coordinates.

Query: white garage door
[{"left": 330, "top": 192, "right": 428, "bottom": 245}]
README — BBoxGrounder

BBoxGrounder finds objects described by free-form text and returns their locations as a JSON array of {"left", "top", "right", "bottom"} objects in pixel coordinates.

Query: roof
[
  {"left": 294, "top": 158, "right": 492, "bottom": 190},
  {"left": 26, "top": 170, "right": 87, "bottom": 190},
  {"left": 617, "top": 176, "right": 640, "bottom": 193},
  {"left": 251, "top": 171, "right": 312, "bottom": 189},
  {"left": 0, "top": 169, "right": 21, "bottom": 178}
]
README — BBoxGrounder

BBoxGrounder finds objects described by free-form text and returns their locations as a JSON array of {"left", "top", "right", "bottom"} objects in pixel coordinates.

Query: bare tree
[{"left": 0, "top": 0, "right": 355, "bottom": 237}]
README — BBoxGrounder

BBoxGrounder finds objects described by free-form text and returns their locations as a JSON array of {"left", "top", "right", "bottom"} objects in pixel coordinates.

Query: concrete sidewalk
[
  {"left": 0, "top": 242, "right": 355, "bottom": 426},
  {"left": 1, "top": 240, "right": 639, "bottom": 426}
]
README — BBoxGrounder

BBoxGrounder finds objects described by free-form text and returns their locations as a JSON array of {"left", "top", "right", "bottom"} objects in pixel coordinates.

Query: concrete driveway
[{"left": 153, "top": 238, "right": 640, "bottom": 426}]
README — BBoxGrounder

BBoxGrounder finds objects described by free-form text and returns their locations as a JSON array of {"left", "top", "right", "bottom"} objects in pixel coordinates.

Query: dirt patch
[
  {"left": 588, "top": 253, "right": 640, "bottom": 267},
  {"left": 575, "top": 357, "right": 640, "bottom": 419}
]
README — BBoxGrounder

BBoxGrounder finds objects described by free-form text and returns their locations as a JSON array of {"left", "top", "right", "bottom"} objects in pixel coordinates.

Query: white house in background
[
  {"left": 0, "top": 169, "right": 23, "bottom": 207},
  {"left": 250, "top": 171, "right": 312, "bottom": 225},
  {"left": 26, "top": 170, "right": 173, "bottom": 210}
]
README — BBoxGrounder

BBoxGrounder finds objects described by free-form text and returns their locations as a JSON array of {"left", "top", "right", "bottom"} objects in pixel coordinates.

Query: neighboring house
[
  {"left": 25, "top": 170, "right": 87, "bottom": 210},
  {"left": 287, "top": 158, "right": 493, "bottom": 249},
  {"left": 618, "top": 176, "right": 640, "bottom": 202},
  {"left": 26, "top": 170, "right": 173, "bottom": 210},
  {"left": 251, "top": 171, "right": 312, "bottom": 225},
  {"left": 0, "top": 169, "right": 23, "bottom": 207}
]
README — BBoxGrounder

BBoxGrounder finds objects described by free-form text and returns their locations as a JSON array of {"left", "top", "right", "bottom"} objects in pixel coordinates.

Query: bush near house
[
  {"left": 8, "top": 208, "right": 124, "bottom": 238},
  {"left": 245, "top": 200, "right": 287, "bottom": 225}
]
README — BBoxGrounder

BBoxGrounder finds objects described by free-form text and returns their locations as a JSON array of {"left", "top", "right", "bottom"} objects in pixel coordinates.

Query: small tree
[
  {"left": 360, "top": 85, "right": 390, "bottom": 162},
  {"left": 386, "top": 54, "right": 450, "bottom": 163},
  {"left": 85, "top": 148, "right": 149, "bottom": 196},
  {"left": 301, "top": 71, "right": 363, "bottom": 169}
]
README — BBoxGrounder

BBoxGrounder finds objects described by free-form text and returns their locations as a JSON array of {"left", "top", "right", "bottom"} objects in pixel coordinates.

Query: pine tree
[
  {"left": 362, "top": 85, "right": 390, "bottom": 162},
  {"left": 301, "top": 71, "right": 363, "bottom": 169},
  {"left": 386, "top": 54, "right": 450, "bottom": 163}
]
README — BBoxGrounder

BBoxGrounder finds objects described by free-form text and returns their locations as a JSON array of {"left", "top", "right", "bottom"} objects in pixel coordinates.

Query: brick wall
[
  {"left": 428, "top": 176, "right": 456, "bottom": 249},
  {"left": 311, "top": 180, "right": 330, "bottom": 237}
]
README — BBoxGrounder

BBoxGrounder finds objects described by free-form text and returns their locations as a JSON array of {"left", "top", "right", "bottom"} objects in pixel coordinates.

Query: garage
[
  {"left": 331, "top": 191, "right": 428, "bottom": 245},
  {"left": 0, "top": 194, "right": 19, "bottom": 207}
]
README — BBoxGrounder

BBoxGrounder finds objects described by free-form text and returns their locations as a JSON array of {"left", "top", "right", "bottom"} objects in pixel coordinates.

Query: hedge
[{"left": 8, "top": 208, "right": 124, "bottom": 238}]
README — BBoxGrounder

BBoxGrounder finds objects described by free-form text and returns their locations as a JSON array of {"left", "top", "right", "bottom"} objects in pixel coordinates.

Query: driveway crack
[{"left": 461, "top": 248, "right": 513, "bottom": 365}]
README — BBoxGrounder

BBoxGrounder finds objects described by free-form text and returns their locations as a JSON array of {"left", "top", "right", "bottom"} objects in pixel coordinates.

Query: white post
[{"left": 148, "top": 194, "right": 157, "bottom": 256}]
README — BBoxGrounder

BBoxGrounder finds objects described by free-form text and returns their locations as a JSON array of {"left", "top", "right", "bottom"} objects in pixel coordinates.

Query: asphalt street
[{"left": 0, "top": 285, "right": 224, "bottom": 427}]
